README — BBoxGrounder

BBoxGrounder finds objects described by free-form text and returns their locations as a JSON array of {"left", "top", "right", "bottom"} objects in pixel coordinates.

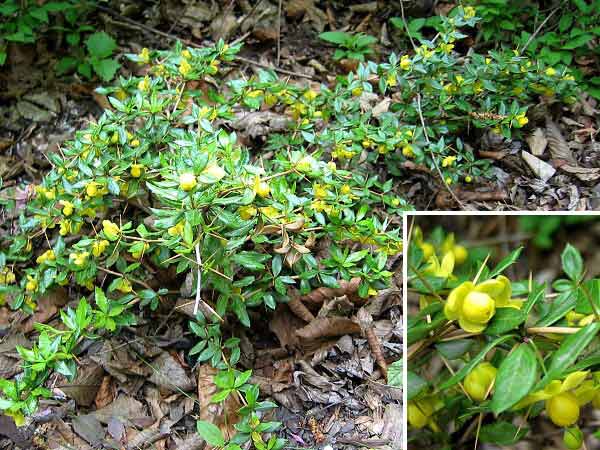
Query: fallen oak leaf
[{"left": 296, "top": 317, "right": 361, "bottom": 340}]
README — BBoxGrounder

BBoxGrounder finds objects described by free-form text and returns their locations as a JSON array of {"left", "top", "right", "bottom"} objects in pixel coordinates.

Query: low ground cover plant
[
  {"left": 0, "top": 37, "right": 402, "bottom": 445},
  {"left": 407, "top": 226, "right": 600, "bottom": 449}
]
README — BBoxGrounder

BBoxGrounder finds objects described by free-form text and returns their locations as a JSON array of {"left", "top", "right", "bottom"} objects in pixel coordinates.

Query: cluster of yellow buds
[
  {"left": 62, "top": 200, "right": 75, "bottom": 217},
  {"left": 59, "top": 219, "right": 81, "bottom": 236},
  {"left": 311, "top": 199, "right": 334, "bottom": 215},
  {"left": 444, "top": 275, "right": 520, "bottom": 333},
  {"left": 86, "top": 181, "right": 107, "bottom": 198},
  {"left": 442, "top": 155, "right": 457, "bottom": 168},
  {"left": 238, "top": 206, "right": 257, "bottom": 220},
  {"left": 92, "top": 239, "right": 109, "bottom": 257},
  {"left": 36, "top": 250, "right": 55, "bottom": 264},
  {"left": 313, "top": 183, "right": 330, "bottom": 199},
  {"left": 168, "top": 221, "right": 185, "bottom": 237},
  {"left": 413, "top": 227, "right": 468, "bottom": 280},
  {"left": 463, "top": 6, "right": 476, "bottom": 19},
  {"left": 295, "top": 155, "right": 316, "bottom": 173},
  {"left": 0, "top": 268, "right": 16, "bottom": 285},
  {"left": 566, "top": 311, "right": 596, "bottom": 327},
  {"left": 138, "top": 47, "right": 151, "bottom": 64},
  {"left": 137, "top": 75, "right": 151, "bottom": 92},
  {"left": 514, "top": 112, "right": 529, "bottom": 128},
  {"left": 400, "top": 54, "right": 412, "bottom": 70},
  {"left": 102, "top": 220, "right": 121, "bottom": 241},
  {"left": 69, "top": 251, "right": 89, "bottom": 267},
  {"left": 35, "top": 185, "right": 56, "bottom": 200},
  {"left": 179, "top": 59, "right": 192, "bottom": 77},
  {"left": 331, "top": 144, "right": 355, "bottom": 160},
  {"left": 25, "top": 274, "right": 38, "bottom": 293}
]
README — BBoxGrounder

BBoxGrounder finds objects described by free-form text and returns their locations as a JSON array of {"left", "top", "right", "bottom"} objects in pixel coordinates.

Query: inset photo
[{"left": 405, "top": 214, "right": 600, "bottom": 450}]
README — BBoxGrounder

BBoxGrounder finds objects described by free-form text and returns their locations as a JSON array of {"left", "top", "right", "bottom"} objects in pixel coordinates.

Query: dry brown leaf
[
  {"left": 58, "top": 362, "right": 104, "bottom": 406},
  {"left": 522, "top": 151, "right": 556, "bottom": 182},
  {"left": 561, "top": 165, "right": 600, "bottom": 182},
  {"left": 526, "top": 128, "right": 548, "bottom": 156},
  {"left": 296, "top": 317, "right": 361, "bottom": 340},
  {"left": 197, "top": 364, "right": 239, "bottom": 441},
  {"left": 546, "top": 118, "right": 577, "bottom": 163},
  {"left": 20, "top": 287, "right": 68, "bottom": 333},
  {"left": 94, "top": 376, "right": 114, "bottom": 409},
  {"left": 148, "top": 352, "right": 195, "bottom": 393}
]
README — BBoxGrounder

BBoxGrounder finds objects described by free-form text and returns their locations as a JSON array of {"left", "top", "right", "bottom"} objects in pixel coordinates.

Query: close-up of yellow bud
[
  {"left": 239, "top": 206, "right": 257, "bottom": 220},
  {"left": 462, "top": 291, "right": 496, "bottom": 326},
  {"left": 92, "top": 240, "right": 109, "bottom": 257},
  {"left": 102, "top": 220, "right": 121, "bottom": 241},
  {"left": 253, "top": 176, "right": 270, "bottom": 198},
  {"left": 62, "top": 201, "right": 74, "bottom": 217},
  {"left": 179, "top": 172, "right": 197, "bottom": 191},
  {"left": 130, "top": 164, "right": 144, "bottom": 178},
  {"left": 36, "top": 250, "right": 55, "bottom": 264},
  {"left": 547, "top": 392, "right": 580, "bottom": 427},
  {"left": 464, "top": 362, "right": 497, "bottom": 401}
]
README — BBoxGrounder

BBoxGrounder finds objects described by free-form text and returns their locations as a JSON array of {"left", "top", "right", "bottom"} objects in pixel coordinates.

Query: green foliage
[
  {"left": 518, "top": 216, "right": 600, "bottom": 249},
  {"left": 0, "top": 38, "right": 403, "bottom": 445},
  {"left": 56, "top": 31, "right": 121, "bottom": 81},
  {"left": 465, "top": 0, "right": 600, "bottom": 99},
  {"left": 408, "top": 228, "right": 600, "bottom": 447},
  {"left": 319, "top": 30, "right": 377, "bottom": 61}
]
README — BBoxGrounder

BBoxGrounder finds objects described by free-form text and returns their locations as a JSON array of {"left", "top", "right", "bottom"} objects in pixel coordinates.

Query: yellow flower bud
[
  {"left": 239, "top": 206, "right": 257, "bottom": 220},
  {"left": 86, "top": 182, "right": 99, "bottom": 197},
  {"left": 25, "top": 275, "right": 38, "bottom": 292},
  {"left": 130, "top": 139, "right": 140, "bottom": 148},
  {"left": 168, "top": 222, "right": 185, "bottom": 237},
  {"left": 92, "top": 239, "right": 109, "bottom": 257},
  {"left": 464, "top": 362, "right": 497, "bottom": 401},
  {"left": 139, "top": 47, "right": 150, "bottom": 63},
  {"left": 130, "top": 164, "right": 143, "bottom": 178},
  {"left": 117, "top": 278, "right": 133, "bottom": 293},
  {"left": 62, "top": 201, "right": 74, "bottom": 217},
  {"left": 253, "top": 176, "right": 270, "bottom": 198},
  {"left": 453, "top": 245, "right": 468, "bottom": 265},
  {"left": 402, "top": 144, "right": 415, "bottom": 158},
  {"left": 179, "top": 172, "right": 197, "bottom": 191},
  {"left": 462, "top": 291, "right": 496, "bottom": 325},
  {"left": 420, "top": 242, "right": 434, "bottom": 260},
  {"left": 296, "top": 156, "right": 313, "bottom": 173},
  {"left": 351, "top": 87, "right": 363, "bottom": 97},
  {"left": 545, "top": 67, "right": 556, "bottom": 76},
  {"left": 547, "top": 392, "right": 580, "bottom": 427},
  {"left": 408, "top": 402, "right": 429, "bottom": 428},
  {"left": 465, "top": 175, "right": 472, "bottom": 183},
  {"left": 36, "top": 250, "right": 55, "bottom": 264},
  {"left": 102, "top": 220, "right": 121, "bottom": 241}
]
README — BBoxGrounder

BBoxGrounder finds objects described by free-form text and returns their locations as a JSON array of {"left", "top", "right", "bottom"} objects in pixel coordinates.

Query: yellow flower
[
  {"left": 464, "top": 362, "right": 497, "bottom": 401},
  {"left": 440, "top": 43, "right": 454, "bottom": 54},
  {"left": 441, "top": 233, "right": 468, "bottom": 265},
  {"left": 179, "top": 59, "right": 192, "bottom": 77},
  {"left": 515, "top": 371, "right": 599, "bottom": 427},
  {"left": 545, "top": 67, "right": 557, "bottom": 76},
  {"left": 386, "top": 74, "right": 397, "bottom": 87},
  {"left": 102, "top": 220, "right": 121, "bottom": 241},
  {"left": 168, "top": 221, "right": 185, "bottom": 237},
  {"left": 62, "top": 201, "right": 74, "bottom": 217},
  {"left": 69, "top": 251, "right": 89, "bottom": 267},
  {"left": 181, "top": 49, "right": 192, "bottom": 59},
  {"left": 313, "top": 183, "right": 329, "bottom": 199},
  {"left": 0, "top": 269, "right": 15, "bottom": 284},
  {"left": 408, "top": 397, "right": 441, "bottom": 431},
  {"left": 424, "top": 252, "right": 455, "bottom": 279},
  {"left": 92, "top": 239, "right": 109, "bottom": 257},
  {"left": 515, "top": 113, "right": 529, "bottom": 128},
  {"left": 400, "top": 55, "right": 412, "bottom": 70},
  {"left": 303, "top": 90, "right": 317, "bottom": 101},
  {"left": 444, "top": 276, "right": 518, "bottom": 333},
  {"left": 239, "top": 206, "right": 258, "bottom": 220},
  {"left": 485, "top": 57, "right": 491, "bottom": 65},
  {"left": 130, "top": 164, "right": 144, "bottom": 178},
  {"left": 25, "top": 275, "right": 37, "bottom": 293},
  {"left": 402, "top": 144, "right": 415, "bottom": 158},
  {"left": 130, "top": 138, "right": 140, "bottom": 148},
  {"left": 296, "top": 155, "right": 314, "bottom": 173},
  {"left": 86, "top": 182, "right": 99, "bottom": 198},
  {"left": 465, "top": 175, "right": 472, "bottom": 183},
  {"left": 137, "top": 76, "right": 151, "bottom": 92},
  {"left": 340, "top": 184, "right": 352, "bottom": 195},
  {"left": 442, "top": 155, "right": 456, "bottom": 167},
  {"left": 464, "top": 6, "right": 476, "bottom": 19},
  {"left": 116, "top": 278, "right": 133, "bottom": 293},
  {"left": 179, "top": 172, "right": 197, "bottom": 191},
  {"left": 259, "top": 206, "right": 279, "bottom": 218},
  {"left": 139, "top": 47, "right": 150, "bottom": 64},
  {"left": 36, "top": 250, "right": 55, "bottom": 264},
  {"left": 253, "top": 176, "right": 270, "bottom": 198}
]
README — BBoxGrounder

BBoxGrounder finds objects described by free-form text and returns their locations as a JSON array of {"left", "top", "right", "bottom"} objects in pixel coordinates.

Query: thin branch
[
  {"left": 193, "top": 243, "right": 224, "bottom": 322},
  {"left": 399, "top": 0, "right": 418, "bottom": 52},
  {"left": 416, "top": 93, "right": 465, "bottom": 209},
  {"left": 520, "top": 8, "right": 559, "bottom": 54}
]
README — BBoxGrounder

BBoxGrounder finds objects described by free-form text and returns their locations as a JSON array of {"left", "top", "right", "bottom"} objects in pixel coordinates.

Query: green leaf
[
  {"left": 489, "top": 246, "right": 523, "bottom": 278},
  {"left": 435, "top": 339, "right": 473, "bottom": 360},
  {"left": 388, "top": 360, "right": 402, "bottom": 388},
  {"left": 438, "top": 335, "right": 514, "bottom": 391},
  {"left": 479, "top": 421, "right": 528, "bottom": 445},
  {"left": 561, "top": 244, "right": 583, "bottom": 282},
  {"left": 92, "top": 58, "right": 120, "bottom": 82},
  {"left": 407, "top": 371, "right": 428, "bottom": 400},
  {"left": 562, "top": 34, "right": 593, "bottom": 49},
  {"left": 490, "top": 344, "right": 537, "bottom": 414},
  {"left": 485, "top": 308, "right": 526, "bottom": 335},
  {"left": 232, "top": 252, "right": 269, "bottom": 271},
  {"left": 536, "top": 290, "right": 577, "bottom": 327},
  {"left": 319, "top": 31, "right": 351, "bottom": 46},
  {"left": 196, "top": 420, "right": 225, "bottom": 447},
  {"left": 537, "top": 322, "right": 600, "bottom": 390},
  {"left": 86, "top": 32, "right": 117, "bottom": 59}
]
